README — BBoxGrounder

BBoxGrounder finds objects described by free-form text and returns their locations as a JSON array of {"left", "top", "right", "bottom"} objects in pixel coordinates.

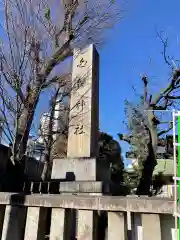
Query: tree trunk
[
  {"left": 12, "top": 85, "right": 41, "bottom": 164},
  {"left": 41, "top": 151, "right": 51, "bottom": 181},
  {"left": 13, "top": 111, "right": 34, "bottom": 162},
  {"left": 136, "top": 110, "right": 158, "bottom": 195},
  {"left": 136, "top": 143, "right": 157, "bottom": 195},
  {"left": 8, "top": 85, "right": 41, "bottom": 190}
]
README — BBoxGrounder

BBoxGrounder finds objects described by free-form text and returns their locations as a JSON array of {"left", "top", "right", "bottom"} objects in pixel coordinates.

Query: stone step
[{"left": 23, "top": 181, "right": 116, "bottom": 195}]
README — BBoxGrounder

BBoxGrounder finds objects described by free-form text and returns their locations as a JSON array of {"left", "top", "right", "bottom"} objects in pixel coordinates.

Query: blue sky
[{"left": 98, "top": 0, "right": 180, "bottom": 162}]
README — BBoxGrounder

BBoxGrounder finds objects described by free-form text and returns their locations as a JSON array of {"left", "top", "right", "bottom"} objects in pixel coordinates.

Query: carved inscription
[
  {"left": 75, "top": 99, "right": 86, "bottom": 111},
  {"left": 77, "top": 58, "right": 87, "bottom": 68},
  {"left": 74, "top": 124, "right": 85, "bottom": 135},
  {"left": 67, "top": 45, "right": 98, "bottom": 158}
]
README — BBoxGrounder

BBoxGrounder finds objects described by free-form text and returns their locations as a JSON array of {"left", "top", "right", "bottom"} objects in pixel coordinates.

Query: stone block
[
  {"left": 0, "top": 205, "right": 5, "bottom": 238},
  {"left": 50, "top": 208, "right": 65, "bottom": 240},
  {"left": 77, "top": 210, "right": 93, "bottom": 240},
  {"left": 51, "top": 157, "right": 110, "bottom": 181},
  {"left": 142, "top": 213, "right": 161, "bottom": 240},
  {"left": 59, "top": 181, "right": 110, "bottom": 193},
  {"left": 24, "top": 207, "right": 47, "bottom": 240},
  {"left": 107, "top": 212, "right": 127, "bottom": 240}
]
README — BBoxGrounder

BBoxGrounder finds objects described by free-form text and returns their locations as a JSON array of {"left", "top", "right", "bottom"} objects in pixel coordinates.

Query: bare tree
[
  {"left": 119, "top": 33, "right": 180, "bottom": 195},
  {"left": 38, "top": 83, "right": 70, "bottom": 180},
  {"left": 0, "top": 0, "right": 120, "bottom": 171}
]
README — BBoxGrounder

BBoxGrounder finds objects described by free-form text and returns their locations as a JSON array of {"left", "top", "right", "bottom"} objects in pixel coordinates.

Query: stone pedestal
[{"left": 51, "top": 158, "right": 110, "bottom": 182}]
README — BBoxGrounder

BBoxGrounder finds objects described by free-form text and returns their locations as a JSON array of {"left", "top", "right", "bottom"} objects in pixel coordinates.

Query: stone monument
[
  {"left": 51, "top": 44, "right": 110, "bottom": 183},
  {"left": 50, "top": 44, "right": 110, "bottom": 240}
]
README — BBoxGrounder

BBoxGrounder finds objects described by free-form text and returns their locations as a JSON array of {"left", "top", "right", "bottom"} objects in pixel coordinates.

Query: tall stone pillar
[
  {"left": 51, "top": 44, "right": 110, "bottom": 181},
  {"left": 67, "top": 44, "right": 99, "bottom": 159}
]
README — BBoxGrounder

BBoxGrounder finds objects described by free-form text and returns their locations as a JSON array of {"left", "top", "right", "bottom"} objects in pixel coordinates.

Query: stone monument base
[{"left": 51, "top": 158, "right": 110, "bottom": 181}]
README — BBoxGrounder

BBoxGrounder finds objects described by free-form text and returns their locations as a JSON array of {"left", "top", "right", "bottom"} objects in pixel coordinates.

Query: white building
[
  {"left": 38, "top": 113, "right": 50, "bottom": 144},
  {"left": 54, "top": 86, "right": 69, "bottom": 128},
  {"left": 26, "top": 135, "right": 45, "bottom": 161},
  {"left": 27, "top": 86, "right": 70, "bottom": 161},
  {"left": 38, "top": 87, "right": 69, "bottom": 144}
]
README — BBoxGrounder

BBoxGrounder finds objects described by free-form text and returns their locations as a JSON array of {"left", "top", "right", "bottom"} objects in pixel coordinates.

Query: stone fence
[{"left": 0, "top": 193, "right": 177, "bottom": 240}]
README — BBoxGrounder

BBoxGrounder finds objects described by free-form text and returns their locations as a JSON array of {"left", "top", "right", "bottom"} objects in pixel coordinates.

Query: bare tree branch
[
  {"left": 165, "top": 95, "right": 180, "bottom": 99},
  {"left": 156, "top": 31, "right": 172, "bottom": 68},
  {"left": 151, "top": 68, "right": 180, "bottom": 107},
  {"left": 141, "top": 74, "right": 148, "bottom": 103},
  {"left": 158, "top": 122, "right": 173, "bottom": 137},
  {"left": 41, "top": 73, "right": 71, "bottom": 89}
]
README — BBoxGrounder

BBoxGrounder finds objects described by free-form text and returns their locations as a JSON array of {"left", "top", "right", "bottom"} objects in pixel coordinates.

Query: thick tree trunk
[
  {"left": 136, "top": 110, "right": 158, "bottom": 195},
  {"left": 136, "top": 143, "right": 157, "bottom": 195},
  {"left": 8, "top": 85, "right": 41, "bottom": 191},
  {"left": 12, "top": 85, "right": 41, "bottom": 163},
  {"left": 13, "top": 111, "right": 34, "bottom": 162}
]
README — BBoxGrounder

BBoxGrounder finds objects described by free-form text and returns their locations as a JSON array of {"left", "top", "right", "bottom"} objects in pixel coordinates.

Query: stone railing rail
[{"left": 0, "top": 193, "right": 178, "bottom": 240}]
